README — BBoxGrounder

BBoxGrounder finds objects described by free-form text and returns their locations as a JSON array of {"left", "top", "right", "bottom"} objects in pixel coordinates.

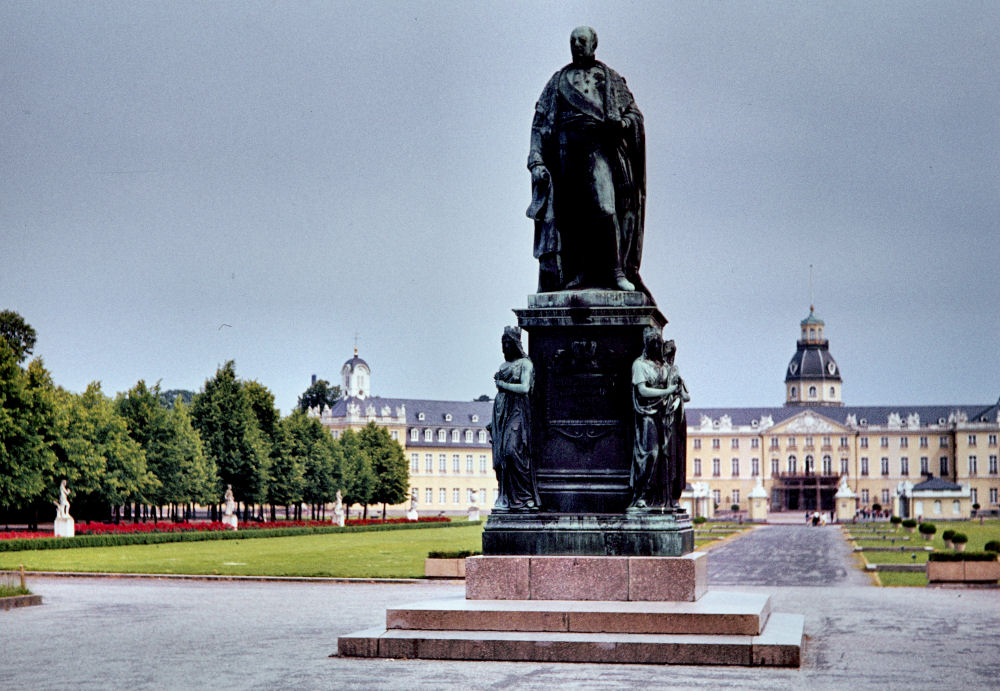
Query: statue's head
[
  {"left": 502, "top": 325, "right": 527, "bottom": 361},
  {"left": 663, "top": 339, "right": 677, "bottom": 364},
  {"left": 570, "top": 26, "right": 597, "bottom": 64},
  {"left": 642, "top": 326, "right": 662, "bottom": 359}
]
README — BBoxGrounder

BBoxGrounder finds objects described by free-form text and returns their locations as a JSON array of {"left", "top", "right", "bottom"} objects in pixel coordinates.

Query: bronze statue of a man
[{"left": 527, "top": 26, "right": 647, "bottom": 296}]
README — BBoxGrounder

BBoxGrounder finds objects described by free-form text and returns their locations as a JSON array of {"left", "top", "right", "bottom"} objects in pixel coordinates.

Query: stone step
[
  {"left": 338, "top": 612, "right": 804, "bottom": 667},
  {"left": 386, "top": 591, "right": 772, "bottom": 636}
]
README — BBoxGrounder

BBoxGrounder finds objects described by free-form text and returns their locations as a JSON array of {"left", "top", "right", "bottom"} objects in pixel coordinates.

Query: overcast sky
[{"left": 3, "top": 1, "right": 998, "bottom": 415}]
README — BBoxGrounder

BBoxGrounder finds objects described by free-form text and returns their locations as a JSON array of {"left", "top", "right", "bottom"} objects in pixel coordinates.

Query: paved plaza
[{"left": 2, "top": 524, "right": 998, "bottom": 689}]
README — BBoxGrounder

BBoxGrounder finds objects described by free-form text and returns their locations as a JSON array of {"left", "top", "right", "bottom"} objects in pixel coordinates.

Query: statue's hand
[{"left": 530, "top": 165, "right": 550, "bottom": 187}]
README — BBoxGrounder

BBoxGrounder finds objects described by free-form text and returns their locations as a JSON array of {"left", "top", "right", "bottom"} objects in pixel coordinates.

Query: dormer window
[
  {"left": 478, "top": 430, "right": 486, "bottom": 443},
  {"left": 424, "top": 429, "right": 433, "bottom": 441},
  {"left": 465, "top": 430, "right": 473, "bottom": 443},
  {"left": 410, "top": 428, "right": 418, "bottom": 441},
  {"left": 451, "top": 429, "right": 460, "bottom": 442},
  {"left": 418, "top": 412, "right": 425, "bottom": 421},
  {"left": 444, "top": 413, "right": 452, "bottom": 422},
  {"left": 437, "top": 429, "right": 447, "bottom": 442},
  {"left": 471, "top": 414, "right": 479, "bottom": 423}
]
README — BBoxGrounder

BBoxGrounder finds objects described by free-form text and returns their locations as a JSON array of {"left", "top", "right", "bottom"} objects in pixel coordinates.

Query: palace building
[{"left": 313, "top": 312, "right": 999, "bottom": 519}]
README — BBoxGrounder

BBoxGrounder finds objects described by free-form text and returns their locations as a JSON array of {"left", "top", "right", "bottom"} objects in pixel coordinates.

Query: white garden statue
[
  {"left": 333, "top": 490, "right": 345, "bottom": 527},
  {"left": 406, "top": 488, "right": 419, "bottom": 521},
  {"left": 222, "top": 484, "right": 238, "bottom": 530},
  {"left": 53, "top": 479, "right": 75, "bottom": 537},
  {"left": 467, "top": 489, "right": 481, "bottom": 523}
]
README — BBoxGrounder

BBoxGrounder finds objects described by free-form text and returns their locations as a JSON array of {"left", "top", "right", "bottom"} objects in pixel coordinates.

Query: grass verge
[{"left": 0, "top": 524, "right": 485, "bottom": 578}]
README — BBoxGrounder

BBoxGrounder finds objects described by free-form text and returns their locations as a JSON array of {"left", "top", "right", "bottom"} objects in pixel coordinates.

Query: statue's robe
[{"left": 527, "top": 60, "right": 647, "bottom": 294}]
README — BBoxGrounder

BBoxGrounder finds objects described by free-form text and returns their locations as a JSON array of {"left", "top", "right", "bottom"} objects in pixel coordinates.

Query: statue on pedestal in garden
[
  {"left": 662, "top": 339, "right": 690, "bottom": 506},
  {"left": 527, "top": 26, "right": 647, "bottom": 296},
  {"left": 488, "top": 326, "right": 540, "bottom": 512}
]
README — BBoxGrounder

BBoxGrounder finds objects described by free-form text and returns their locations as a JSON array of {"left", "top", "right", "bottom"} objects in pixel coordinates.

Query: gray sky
[{"left": 3, "top": 1, "right": 998, "bottom": 414}]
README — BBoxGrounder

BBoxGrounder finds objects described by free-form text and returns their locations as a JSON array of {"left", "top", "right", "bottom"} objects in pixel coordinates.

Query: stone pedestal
[
  {"left": 222, "top": 514, "right": 238, "bottom": 530},
  {"left": 748, "top": 496, "right": 768, "bottom": 522},
  {"left": 334, "top": 510, "right": 346, "bottom": 527},
  {"left": 405, "top": 508, "right": 418, "bottom": 522},
  {"left": 483, "top": 511, "right": 693, "bottom": 556},
  {"left": 53, "top": 516, "right": 75, "bottom": 538},
  {"left": 467, "top": 507, "right": 480, "bottom": 522}
]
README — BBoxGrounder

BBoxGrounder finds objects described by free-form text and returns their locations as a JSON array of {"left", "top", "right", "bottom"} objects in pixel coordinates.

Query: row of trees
[{"left": 0, "top": 311, "right": 409, "bottom": 527}]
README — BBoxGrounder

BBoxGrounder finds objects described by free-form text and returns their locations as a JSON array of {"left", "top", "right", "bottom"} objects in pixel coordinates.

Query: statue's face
[{"left": 570, "top": 27, "right": 596, "bottom": 62}]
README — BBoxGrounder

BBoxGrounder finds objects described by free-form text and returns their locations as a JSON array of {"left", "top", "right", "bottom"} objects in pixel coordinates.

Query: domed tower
[
  {"left": 784, "top": 307, "right": 842, "bottom": 406},
  {"left": 341, "top": 347, "right": 371, "bottom": 400}
]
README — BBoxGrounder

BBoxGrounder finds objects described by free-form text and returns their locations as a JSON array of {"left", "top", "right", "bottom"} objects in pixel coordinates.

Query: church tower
[
  {"left": 341, "top": 347, "right": 371, "bottom": 400},
  {"left": 784, "top": 307, "right": 842, "bottom": 406}
]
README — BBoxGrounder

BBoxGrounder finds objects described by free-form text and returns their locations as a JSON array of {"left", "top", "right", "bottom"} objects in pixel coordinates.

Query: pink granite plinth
[{"left": 465, "top": 553, "right": 707, "bottom": 602}]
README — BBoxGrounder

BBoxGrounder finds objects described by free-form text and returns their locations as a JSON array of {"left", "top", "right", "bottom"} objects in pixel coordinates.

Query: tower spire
[{"left": 809, "top": 264, "right": 814, "bottom": 313}]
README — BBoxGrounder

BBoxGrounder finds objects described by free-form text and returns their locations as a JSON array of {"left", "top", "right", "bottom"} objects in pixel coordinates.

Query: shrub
[
  {"left": 928, "top": 551, "right": 998, "bottom": 562},
  {"left": 692, "top": 516, "right": 707, "bottom": 524},
  {"left": 872, "top": 503, "right": 882, "bottom": 513},
  {"left": 951, "top": 532, "right": 968, "bottom": 545},
  {"left": 901, "top": 519, "right": 917, "bottom": 528},
  {"left": 972, "top": 503, "right": 981, "bottom": 510},
  {"left": 984, "top": 540, "right": 1000, "bottom": 553},
  {"left": 890, "top": 516, "right": 902, "bottom": 525},
  {"left": 942, "top": 529, "right": 955, "bottom": 542},
  {"left": 730, "top": 504, "right": 740, "bottom": 512},
  {"left": 427, "top": 550, "right": 481, "bottom": 559},
  {"left": 918, "top": 522, "right": 936, "bottom": 536}
]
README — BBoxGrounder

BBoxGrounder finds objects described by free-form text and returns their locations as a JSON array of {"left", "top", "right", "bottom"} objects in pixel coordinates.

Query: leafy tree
[
  {"left": 474, "top": 394, "right": 491, "bottom": 402},
  {"left": 50, "top": 383, "right": 156, "bottom": 521},
  {"left": 0, "top": 310, "right": 37, "bottom": 364},
  {"left": 297, "top": 378, "right": 341, "bottom": 412},
  {"left": 267, "top": 419, "right": 304, "bottom": 520},
  {"left": 0, "top": 344, "right": 55, "bottom": 522},
  {"left": 190, "top": 362, "right": 269, "bottom": 512},
  {"left": 337, "top": 428, "right": 374, "bottom": 519},
  {"left": 359, "top": 421, "right": 409, "bottom": 519}
]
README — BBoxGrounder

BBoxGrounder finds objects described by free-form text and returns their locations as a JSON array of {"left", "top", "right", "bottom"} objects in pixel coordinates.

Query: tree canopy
[
  {"left": 297, "top": 378, "right": 341, "bottom": 412},
  {"left": 0, "top": 310, "right": 37, "bottom": 364}
]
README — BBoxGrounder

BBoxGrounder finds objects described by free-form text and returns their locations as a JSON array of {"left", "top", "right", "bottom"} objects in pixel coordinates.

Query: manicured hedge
[
  {"left": 918, "top": 522, "right": 937, "bottom": 535},
  {"left": 0, "top": 520, "right": 473, "bottom": 553},
  {"left": 901, "top": 519, "right": 917, "bottom": 528},
  {"left": 890, "top": 516, "right": 902, "bottom": 525},
  {"left": 985, "top": 540, "right": 1000, "bottom": 553},
  {"left": 928, "top": 551, "right": 999, "bottom": 562},
  {"left": 692, "top": 516, "right": 707, "bottom": 524}
]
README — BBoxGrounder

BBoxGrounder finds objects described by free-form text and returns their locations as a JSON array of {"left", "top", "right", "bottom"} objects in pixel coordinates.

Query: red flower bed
[{"left": 0, "top": 515, "right": 451, "bottom": 540}]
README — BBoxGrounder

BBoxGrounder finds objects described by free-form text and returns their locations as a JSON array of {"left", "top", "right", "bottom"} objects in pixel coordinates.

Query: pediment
[{"left": 769, "top": 409, "right": 847, "bottom": 435}]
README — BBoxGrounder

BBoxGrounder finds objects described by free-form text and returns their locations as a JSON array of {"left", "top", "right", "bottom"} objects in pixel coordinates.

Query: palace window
[
  {"left": 467, "top": 489, "right": 475, "bottom": 504},
  {"left": 920, "top": 457, "right": 929, "bottom": 474},
  {"left": 466, "top": 454, "right": 473, "bottom": 473},
  {"left": 829, "top": 386, "right": 835, "bottom": 397},
  {"left": 732, "top": 489, "right": 740, "bottom": 504},
  {"left": 478, "top": 430, "right": 487, "bottom": 443},
  {"left": 861, "top": 489, "right": 870, "bottom": 504},
  {"left": 881, "top": 489, "right": 890, "bottom": 505},
  {"left": 444, "top": 413, "right": 452, "bottom": 422},
  {"left": 991, "top": 488, "right": 999, "bottom": 505},
  {"left": 423, "top": 429, "right": 433, "bottom": 441},
  {"left": 453, "top": 489, "right": 460, "bottom": 504},
  {"left": 712, "top": 438, "right": 720, "bottom": 450},
  {"left": 790, "top": 386, "right": 797, "bottom": 398},
  {"left": 731, "top": 438, "right": 739, "bottom": 450},
  {"left": 410, "top": 428, "right": 419, "bottom": 441},
  {"left": 969, "top": 455, "right": 978, "bottom": 475},
  {"left": 989, "top": 455, "right": 998, "bottom": 475},
  {"left": 712, "top": 458, "right": 721, "bottom": 477},
  {"left": 940, "top": 436, "right": 949, "bottom": 448},
  {"left": 840, "top": 436, "right": 849, "bottom": 449},
  {"left": 425, "top": 488, "right": 433, "bottom": 503},
  {"left": 808, "top": 386, "right": 817, "bottom": 398},
  {"left": 410, "top": 453, "right": 419, "bottom": 472},
  {"left": 860, "top": 457, "right": 869, "bottom": 476},
  {"left": 860, "top": 437, "right": 869, "bottom": 449},
  {"left": 391, "top": 430, "right": 398, "bottom": 441},
  {"left": 971, "top": 488, "right": 978, "bottom": 505},
  {"left": 899, "top": 437, "right": 908, "bottom": 449},
  {"left": 751, "top": 458, "right": 760, "bottom": 476},
  {"left": 440, "top": 489, "right": 447, "bottom": 504},
  {"left": 693, "top": 439, "right": 701, "bottom": 450},
  {"left": 968, "top": 434, "right": 978, "bottom": 447},
  {"left": 451, "top": 429, "right": 460, "bottom": 442},
  {"left": 788, "top": 437, "right": 797, "bottom": 448},
  {"left": 900, "top": 457, "right": 909, "bottom": 476},
  {"left": 418, "top": 413, "right": 425, "bottom": 421},
  {"left": 425, "top": 453, "right": 433, "bottom": 473},
  {"left": 452, "top": 454, "right": 461, "bottom": 473},
  {"left": 438, "top": 429, "right": 447, "bottom": 442},
  {"left": 712, "top": 489, "right": 721, "bottom": 505},
  {"left": 804, "top": 455, "right": 814, "bottom": 474},
  {"left": 920, "top": 436, "right": 928, "bottom": 448},
  {"left": 805, "top": 437, "right": 814, "bottom": 448},
  {"left": 771, "top": 459, "right": 779, "bottom": 476},
  {"left": 751, "top": 438, "right": 760, "bottom": 449},
  {"left": 933, "top": 500, "right": 942, "bottom": 515},
  {"left": 822, "top": 436, "right": 831, "bottom": 448},
  {"left": 479, "top": 454, "right": 488, "bottom": 473},
  {"left": 881, "top": 457, "right": 890, "bottom": 476},
  {"left": 731, "top": 459, "right": 740, "bottom": 477},
  {"left": 439, "top": 454, "right": 447, "bottom": 473},
  {"left": 989, "top": 434, "right": 998, "bottom": 447},
  {"left": 472, "top": 414, "right": 479, "bottom": 423},
  {"left": 465, "top": 430, "right": 473, "bottom": 443},
  {"left": 787, "top": 456, "right": 797, "bottom": 474},
  {"left": 880, "top": 437, "right": 889, "bottom": 449},
  {"left": 693, "top": 459, "right": 702, "bottom": 476},
  {"left": 840, "top": 458, "right": 849, "bottom": 476},
  {"left": 770, "top": 438, "right": 780, "bottom": 450},
  {"left": 822, "top": 455, "right": 832, "bottom": 475},
  {"left": 940, "top": 457, "right": 949, "bottom": 476}
]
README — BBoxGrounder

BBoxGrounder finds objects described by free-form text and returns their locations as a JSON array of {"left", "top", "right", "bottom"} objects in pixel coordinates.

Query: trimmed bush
[
  {"left": 692, "top": 516, "right": 707, "bottom": 524},
  {"left": 950, "top": 532, "right": 968, "bottom": 545},
  {"left": 918, "top": 522, "right": 937, "bottom": 536},
  {"left": 942, "top": 529, "right": 955, "bottom": 542},
  {"left": 901, "top": 519, "right": 917, "bottom": 528},
  {"left": 427, "top": 549, "right": 481, "bottom": 559},
  {"left": 890, "top": 516, "right": 902, "bottom": 525},
  {"left": 928, "top": 551, "right": 999, "bottom": 562},
  {"left": 984, "top": 540, "right": 1000, "bottom": 553},
  {"left": 0, "top": 520, "right": 472, "bottom": 553}
]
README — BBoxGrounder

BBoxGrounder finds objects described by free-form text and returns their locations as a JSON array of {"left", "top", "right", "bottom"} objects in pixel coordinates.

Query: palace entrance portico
[{"left": 769, "top": 473, "right": 839, "bottom": 512}]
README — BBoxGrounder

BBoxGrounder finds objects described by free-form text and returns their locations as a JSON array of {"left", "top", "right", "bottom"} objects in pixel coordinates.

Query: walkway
[{"left": 709, "top": 524, "right": 868, "bottom": 587}]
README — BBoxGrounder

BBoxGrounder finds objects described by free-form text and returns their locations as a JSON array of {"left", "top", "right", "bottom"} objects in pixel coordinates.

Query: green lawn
[
  {"left": 861, "top": 551, "right": 929, "bottom": 564},
  {"left": 0, "top": 524, "right": 485, "bottom": 578},
  {"left": 878, "top": 572, "right": 928, "bottom": 587}
]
